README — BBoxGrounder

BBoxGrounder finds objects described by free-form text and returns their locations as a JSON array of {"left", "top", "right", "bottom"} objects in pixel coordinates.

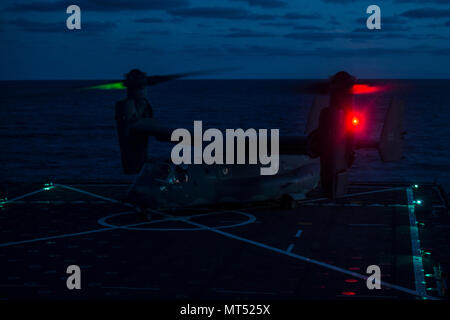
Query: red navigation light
[
  {"left": 347, "top": 112, "right": 363, "bottom": 132},
  {"left": 351, "top": 84, "right": 381, "bottom": 95}
]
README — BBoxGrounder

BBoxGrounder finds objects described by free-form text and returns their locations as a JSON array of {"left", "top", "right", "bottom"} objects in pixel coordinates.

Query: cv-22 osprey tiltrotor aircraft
[{"left": 85, "top": 70, "right": 405, "bottom": 214}]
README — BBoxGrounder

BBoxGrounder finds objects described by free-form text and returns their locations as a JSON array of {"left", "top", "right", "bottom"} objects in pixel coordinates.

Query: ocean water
[{"left": 1, "top": 80, "right": 449, "bottom": 192}]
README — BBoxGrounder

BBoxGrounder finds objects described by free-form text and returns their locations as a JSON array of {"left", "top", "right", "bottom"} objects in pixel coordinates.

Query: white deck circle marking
[{"left": 97, "top": 210, "right": 256, "bottom": 231}]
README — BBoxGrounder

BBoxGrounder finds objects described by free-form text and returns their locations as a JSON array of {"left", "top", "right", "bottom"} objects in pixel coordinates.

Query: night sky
[{"left": 0, "top": 0, "right": 449, "bottom": 80}]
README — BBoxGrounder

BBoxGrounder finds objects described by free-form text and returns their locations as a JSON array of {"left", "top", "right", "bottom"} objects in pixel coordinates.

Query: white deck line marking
[
  {"left": 0, "top": 217, "right": 172, "bottom": 248},
  {"left": 149, "top": 208, "right": 438, "bottom": 300},
  {"left": 348, "top": 224, "right": 389, "bottom": 227},
  {"left": 102, "top": 286, "right": 160, "bottom": 291},
  {"left": 298, "top": 187, "right": 405, "bottom": 204},
  {"left": 406, "top": 187, "right": 427, "bottom": 298},
  {"left": 295, "top": 229, "right": 303, "bottom": 238},
  {"left": 1, "top": 188, "right": 47, "bottom": 204},
  {"left": 287, "top": 243, "right": 294, "bottom": 252},
  {"left": 9, "top": 200, "right": 113, "bottom": 204},
  {"left": 301, "top": 203, "right": 407, "bottom": 208},
  {"left": 55, "top": 184, "right": 134, "bottom": 208}
]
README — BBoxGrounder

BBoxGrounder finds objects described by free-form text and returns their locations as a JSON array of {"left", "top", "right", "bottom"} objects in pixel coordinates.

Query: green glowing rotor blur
[{"left": 84, "top": 81, "right": 126, "bottom": 90}]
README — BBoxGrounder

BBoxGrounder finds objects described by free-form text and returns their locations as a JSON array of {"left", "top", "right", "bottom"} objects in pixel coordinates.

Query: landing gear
[
  {"left": 135, "top": 206, "right": 152, "bottom": 221},
  {"left": 281, "top": 194, "right": 297, "bottom": 210}
]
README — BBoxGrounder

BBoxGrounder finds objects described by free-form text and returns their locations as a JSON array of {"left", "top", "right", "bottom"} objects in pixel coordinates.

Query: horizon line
[{"left": 1, "top": 78, "right": 450, "bottom": 81}]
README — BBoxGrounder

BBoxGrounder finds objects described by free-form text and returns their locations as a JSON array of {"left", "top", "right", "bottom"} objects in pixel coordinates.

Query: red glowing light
[
  {"left": 351, "top": 84, "right": 382, "bottom": 95},
  {"left": 349, "top": 267, "right": 360, "bottom": 271},
  {"left": 347, "top": 112, "right": 363, "bottom": 132},
  {"left": 341, "top": 291, "right": 356, "bottom": 296},
  {"left": 345, "top": 279, "right": 358, "bottom": 283}
]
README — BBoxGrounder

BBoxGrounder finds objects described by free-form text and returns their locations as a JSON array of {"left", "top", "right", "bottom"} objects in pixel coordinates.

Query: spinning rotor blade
[
  {"left": 83, "top": 81, "right": 125, "bottom": 90},
  {"left": 82, "top": 68, "right": 236, "bottom": 90},
  {"left": 293, "top": 80, "right": 387, "bottom": 96}
]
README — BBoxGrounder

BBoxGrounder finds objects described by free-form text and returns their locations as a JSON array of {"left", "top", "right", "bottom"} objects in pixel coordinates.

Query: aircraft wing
[{"left": 133, "top": 118, "right": 313, "bottom": 151}]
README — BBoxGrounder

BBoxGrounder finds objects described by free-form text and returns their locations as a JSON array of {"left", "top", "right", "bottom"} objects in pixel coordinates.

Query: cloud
[
  {"left": 353, "top": 25, "right": 411, "bottom": 32},
  {"left": 328, "top": 16, "right": 340, "bottom": 26},
  {"left": 321, "top": 0, "right": 450, "bottom": 5},
  {"left": 401, "top": 7, "right": 450, "bottom": 18},
  {"left": 224, "top": 45, "right": 301, "bottom": 56},
  {"left": 425, "top": 19, "right": 450, "bottom": 27},
  {"left": 293, "top": 25, "right": 324, "bottom": 31},
  {"left": 354, "top": 16, "right": 407, "bottom": 25},
  {"left": 284, "top": 31, "right": 357, "bottom": 41},
  {"left": 218, "top": 44, "right": 431, "bottom": 57},
  {"left": 117, "top": 42, "right": 165, "bottom": 53},
  {"left": 7, "top": 18, "right": 115, "bottom": 33},
  {"left": 138, "top": 30, "right": 170, "bottom": 35},
  {"left": 354, "top": 15, "right": 414, "bottom": 31},
  {"left": 394, "top": 0, "right": 450, "bottom": 4},
  {"left": 407, "top": 33, "right": 450, "bottom": 40},
  {"left": 320, "top": 0, "right": 363, "bottom": 3},
  {"left": 283, "top": 13, "right": 321, "bottom": 20},
  {"left": 134, "top": 18, "right": 166, "bottom": 23},
  {"left": 221, "top": 28, "right": 275, "bottom": 38},
  {"left": 5, "top": 0, "right": 188, "bottom": 12},
  {"left": 134, "top": 17, "right": 182, "bottom": 24},
  {"left": 433, "top": 47, "right": 450, "bottom": 55},
  {"left": 157, "top": 43, "right": 450, "bottom": 59},
  {"left": 285, "top": 30, "right": 407, "bottom": 42},
  {"left": 260, "top": 22, "right": 323, "bottom": 30},
  {"left": 229, "top": 0, "right": 287, "bottom": 8},
  {"left": 169, "top": 7, "right": 275, "bottom": 20},
  {"left": 260, "top": 22, "right": 292, "bottom": 27}
]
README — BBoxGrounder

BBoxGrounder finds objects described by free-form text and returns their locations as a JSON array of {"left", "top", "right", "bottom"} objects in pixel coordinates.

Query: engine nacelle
[{"left": 115, "top": 100, "right": 148, "bottom": 174}]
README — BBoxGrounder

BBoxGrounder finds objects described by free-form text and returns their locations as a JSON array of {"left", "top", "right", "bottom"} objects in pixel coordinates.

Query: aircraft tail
[{"left": 378, "top": 98, "right": 405, "bottom": 162}]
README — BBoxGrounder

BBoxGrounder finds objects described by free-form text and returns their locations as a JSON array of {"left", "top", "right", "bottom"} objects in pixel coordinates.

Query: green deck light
[
  {"left": 43, "top": 182, "right": 54, "bottom": 191},
  {"left": 413, "top": 184, "right": 419, "bottom": 189},
  {"left": 425, "top": 274, "right": 433, "bottom": 277},
  {"left": 413, "top": 199, "right": 423, "bottom": 205}
]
